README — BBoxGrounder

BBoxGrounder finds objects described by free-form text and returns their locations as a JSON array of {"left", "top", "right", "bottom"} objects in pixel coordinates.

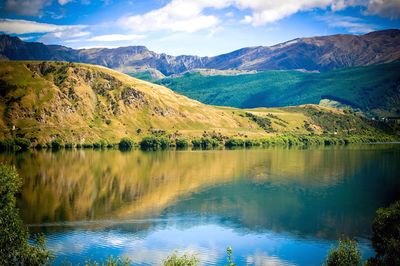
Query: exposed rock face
[{"left": 1, "top": 30, "right": 399, "bottom": 75}]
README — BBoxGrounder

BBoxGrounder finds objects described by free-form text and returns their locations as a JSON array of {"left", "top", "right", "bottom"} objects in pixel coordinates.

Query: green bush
[
  {"left": 50, "top": 139, "right": 63, "bottom": 150},
  {"left": 35, "top": 143, "right": 45, "bottom": 150},
  {"left": 225, "top": 138, "right": 245, "bottom": 148},
  {"left": 175, "top": 138, "right": 189, "bottom": 149},
  {"left": 0, "top": 164, "right": 53, "bottom": 265},
  {"left": 14, "top": 138, "right": 31, "bottom": 150},
  {"left": 93, "top": 142, "right": 101, "bottom": 149},
  {"left": 163, "top": 252, "right": 199, "bottom": 266},
  {"left": 106, "top": 143, "right": 114, "bottom": 149},
  {"left": 119, "top": 137, "right": 135, "bottom": 150},
  {"left": 76, "top": 143, "right": 82, "bottom": 149},
  {"left": 64, "top": 143, "right": 74, "bottom": 149},
  {"left": 191, "top": 137, "right": 219, "bottom": 149},
  {"left": 0, "top": 139, "right": 15, "bottom": 151},
  {"left": 244, "top": 139, "right": 262, "bottom": 147},
  {"left": 140, "top": 136, "right": 171, "bottom": 150},
  {"left": 83, "top": 143, "right": 94, "bottom": 149},
  {"left": 324, "top": 237, "right": 362, "bottom": 266},
  {"left": 367, "top": 200, "right": 400, "bottom": 266},
  {"left": 85, "top": 256, "right": 130, "bottom": 266},
  {"left": 226, "top": 247, "right": 237, "bottom": 266}
]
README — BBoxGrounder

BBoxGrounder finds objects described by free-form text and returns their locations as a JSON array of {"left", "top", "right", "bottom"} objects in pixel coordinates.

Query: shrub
[
  {"left": 226, "top": 247, "right": 237, "bottom": 266},
  {"left": 225, "top": 138, "right": 245, "bottom": 148},
  {"left": 76, "top": 143, "right": 82, "bottom": 149},
  {"left": 119, "top": 137, "right": 135, "bottom": 150},
  {"left": 50, "top": 139, "right": 62, "bottom": 150},
  {"left": 140, "top": 136, "right": 171, "bottom": 150},
  {"left": 93, "top": 142, "right": 101, "bottom": 149},
  {"left": 324, "top": 237, "right": 361, "bottom": 266},
  {"left": 244, "top": 139, "right": 262, "bottom": 147},
  {"left": 64, "top": 143, "right": 74, "bottom": 149},
  {"left": 0, "top": 164, "right": 53, "bottom": 265},
  {"left": 35, "top": 143, "right": 44, "bottom": 150},
  {"left": 106, "top": 143, "right": 114, "bottom": 149},
  {"left": 14, "top": 137, "right": 31, "bottom": 150},
  {"left": 163, "top": 252, "right": 199, "bottom": 266},
  {"left": 0, "top": 139, "right": 15, "bottom": 151},
  {"left": 191, "top": 137, "right": 219, "bottom": 149},
  {"left": 175, "top": 138, "right": 189, "bottom": 149},
  {"left": 82, "top": 143, "right": 94, "bottom": 149},
  {"left": 367, "top": 200, "right": 400, "bottom": 266},
  {"left": 85, "top": 256, "right": 130, "bottom": 266}
]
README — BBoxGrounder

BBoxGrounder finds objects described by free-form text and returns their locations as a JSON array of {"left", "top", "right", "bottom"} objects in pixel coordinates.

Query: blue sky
[{"left": 0, "top": 0, "right": 399, "bottom": 56}]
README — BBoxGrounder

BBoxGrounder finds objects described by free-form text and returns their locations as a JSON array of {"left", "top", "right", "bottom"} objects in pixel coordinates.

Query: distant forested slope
[{"left": 157, "top": 62, "right": 400, "bottom": 117}]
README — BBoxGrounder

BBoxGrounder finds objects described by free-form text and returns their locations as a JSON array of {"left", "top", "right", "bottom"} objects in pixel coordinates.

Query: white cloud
[
  {"left": 85, "top": 34, "right": 145, "bottom": 42},
  {"left": 118, "top": 0, "right": 225, "bottom": 33},
  {"left": 236, "top": 0, "right": 332, "bottom": 26},
  {"left": 0, "top": 19, "right": 87, "bottom": 35},
  {"left": 0, "top": 19, "right": 90, "bottom": 44},
  {"left": 317, "top": 14, "right": 378, "bottom": 33},
  {"left": 118, "top": 0, "right": 400, "bottom": 33}
]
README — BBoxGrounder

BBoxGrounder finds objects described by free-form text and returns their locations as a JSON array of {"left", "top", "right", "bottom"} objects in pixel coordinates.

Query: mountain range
[{"left": 1, "top": 29, "right": 399, "bottom": 76}]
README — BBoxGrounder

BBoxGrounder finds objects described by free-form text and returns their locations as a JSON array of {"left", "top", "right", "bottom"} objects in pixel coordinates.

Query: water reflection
[{"left": 1, "top": 145, "right": 399, "bottom": 265}]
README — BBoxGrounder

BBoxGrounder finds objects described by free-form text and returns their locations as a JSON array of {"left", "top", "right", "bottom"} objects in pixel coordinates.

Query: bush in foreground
[
  {"left": 367, "top": 200, "right": 400, "bottom": 266},
  {"left": 84, "top": 256, "right": 130, "bottom": 266},
  {"left": 162, "top": 252, "right": 199, "bottom": 266},
  {"left": 324, "top": 237, "right": 362, "bottom": 266},
  {"left": 0, "top": 164, "right": 52, "bottom": 265}
]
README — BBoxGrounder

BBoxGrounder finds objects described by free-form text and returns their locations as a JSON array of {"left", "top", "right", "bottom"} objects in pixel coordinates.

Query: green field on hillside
[{"left": 155, "top": 63, "right": 400, "bottom": 117}]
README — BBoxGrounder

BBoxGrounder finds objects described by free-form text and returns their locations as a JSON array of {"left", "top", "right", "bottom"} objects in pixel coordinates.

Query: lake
[{"left": 1, "top": 144, "right": 399, "bottom": 265}]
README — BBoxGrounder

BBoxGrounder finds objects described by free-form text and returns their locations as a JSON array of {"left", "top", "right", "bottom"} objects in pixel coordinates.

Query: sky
[{"left": 0, "top": 0, "right": 399, "bottom": 56}]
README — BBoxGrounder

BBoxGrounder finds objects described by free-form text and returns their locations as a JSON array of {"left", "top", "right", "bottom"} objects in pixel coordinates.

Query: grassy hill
[
  {"left": 156, "top": 62, "right": 400, "bottom": 117},
  {"left": 0, "top": 61, "right": 394, "bottom": 145}
]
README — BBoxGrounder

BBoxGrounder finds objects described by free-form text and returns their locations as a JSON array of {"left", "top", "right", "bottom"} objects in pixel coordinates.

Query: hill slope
[
  {"left": 1, "top": 29, "right": 399, "bottom": 75},
  {"left": 0, "top": 61, "right": 392, "bottom": 143},
  {"left": 157, "top": 62, "right": 400, "bottom": 117}
]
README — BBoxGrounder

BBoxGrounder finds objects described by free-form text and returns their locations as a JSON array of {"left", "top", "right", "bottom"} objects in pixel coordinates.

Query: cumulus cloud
[
  {"left": 0, "top": 19, "right": 87, "bottom": 34},
  {"left": 3, "top": 0, "right": 51, "bottom": 16},
  {"left": 0, "top": 19, "right": 90, "bottom": 43},
  {"left": 317, "top": 14, "right": 378, "bottom": 33},
  {"left": 118, "top": 0, "right": 400, "bottom": 33},
  {"left": 85, "top": 34, "right": 145, "bottom": 42},
  {"left": 118, "top": 0, "right": 224, "bottom": 33}
]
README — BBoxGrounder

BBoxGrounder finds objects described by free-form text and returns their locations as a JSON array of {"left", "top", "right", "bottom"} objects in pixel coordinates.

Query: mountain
[
  {"left": 1, "top": 29, "right": 399, "bottom": 75},
  {"left": 0, "top": 61, "right": 390, "bottom": 143},
  {"left": 156, "top": 62, "right": 400, "bottom": 117}
]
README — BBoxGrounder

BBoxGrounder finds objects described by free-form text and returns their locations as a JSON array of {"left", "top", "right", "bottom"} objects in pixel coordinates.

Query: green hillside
[
  {"left": 156, "top": 63, "right": 400, "bottom": 117},
  {"left": 0, "top": 61, "right": 395, "bottom": 146}
]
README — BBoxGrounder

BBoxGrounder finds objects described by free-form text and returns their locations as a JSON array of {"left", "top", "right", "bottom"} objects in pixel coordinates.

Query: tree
[
  {"left": 324, "top": 237, "right": 361, "bottom": 266},
  {"left": 367, "top": 200, "right": 400, "bottom": 266},
  {"left": 0, "top": 164, "right": 52, "bottom": 265}
]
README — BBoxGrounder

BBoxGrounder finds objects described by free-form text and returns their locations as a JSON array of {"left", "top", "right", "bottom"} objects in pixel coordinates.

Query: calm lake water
[{"left": 1, "top": 145, "right": 400, "bottom": 265}]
